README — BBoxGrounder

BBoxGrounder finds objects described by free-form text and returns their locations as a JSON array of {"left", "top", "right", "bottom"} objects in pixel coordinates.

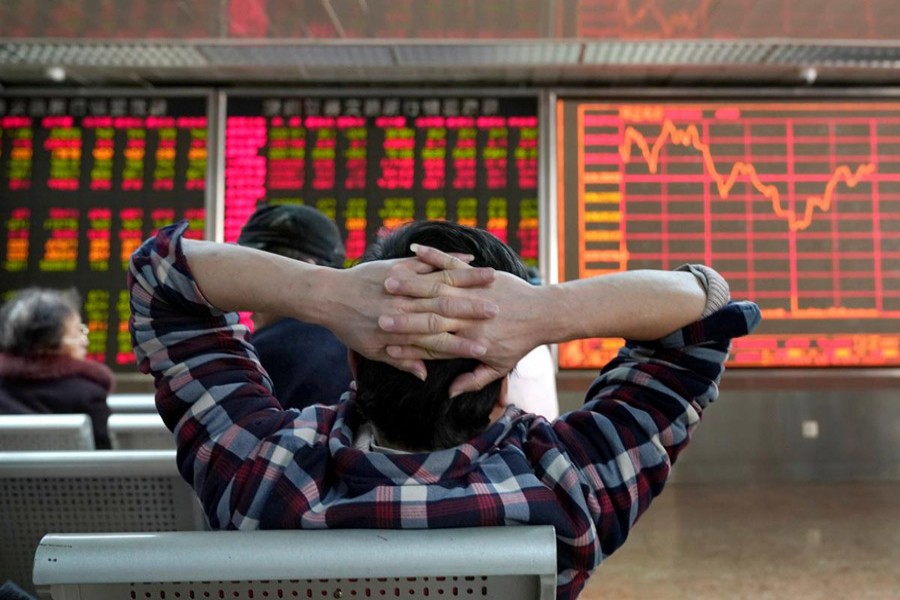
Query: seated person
[
  {"left": 0, "top": 288, "right": 113, "bottom": 449},
  {"left": 236, "top": 204, "right": 352, "bottom": 410},
  {"left": 129, "top": 220, "right": 759, "bottom": 600}
]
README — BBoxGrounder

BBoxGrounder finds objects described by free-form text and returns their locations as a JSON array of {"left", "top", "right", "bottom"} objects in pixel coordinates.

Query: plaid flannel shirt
[{"left": 129, "top": 222, "right": 761, "bottom": 600}]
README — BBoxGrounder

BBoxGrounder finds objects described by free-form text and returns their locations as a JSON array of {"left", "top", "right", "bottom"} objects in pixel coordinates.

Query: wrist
[
  {"left": 531, "top": 283, "right": 578, "bottom": 345},
  {"left": 278, "top": 261, "right": 334, "bottom": 327}
]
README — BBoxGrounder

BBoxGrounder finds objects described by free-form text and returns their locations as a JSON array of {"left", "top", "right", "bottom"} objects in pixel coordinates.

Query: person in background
[
  {"left": 505, "top": 266, "right": 559, "bottom": 419},
  {"left": 129, "top": 219, "right": 759, "bottom": 600},
  {"left": 237, "top": 204, "right": 353, "bottom": 410},
  {"left": 0, "top": 287, "right": 113, "bottom": 449}
]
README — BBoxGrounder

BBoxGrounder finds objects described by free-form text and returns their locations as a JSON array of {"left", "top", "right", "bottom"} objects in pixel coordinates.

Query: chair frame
[
  {"left": 106, "top": 393, "right": 156, "bottom": 413},
  {"left": 34, "top": 527, "right": 557, "bottom": 600},
  {"left": 0, "top": 414, "right": 95, "bottom": 451},
  {"left": 108, "top": 412, "right": 173, "bottom": 449}
]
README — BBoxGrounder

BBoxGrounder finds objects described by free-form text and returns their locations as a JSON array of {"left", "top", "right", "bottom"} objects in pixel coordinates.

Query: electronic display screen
[
  {"left": 223, "top": 95, "right": 539, "bottom": 267},
  {"left": 557, "top": 99, "right": 900, "bottom": 368},
  {"left": 0, "top": 94, "right": 209, "bottom": 372}
]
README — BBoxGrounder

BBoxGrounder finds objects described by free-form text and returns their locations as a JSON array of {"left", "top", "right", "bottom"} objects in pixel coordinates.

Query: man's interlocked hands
[
  {"left": 324, "top": 243, "right": 540, "bottom": 397},
  {"left": 359, "top": 244, "right": 715, "bottom": 398}
]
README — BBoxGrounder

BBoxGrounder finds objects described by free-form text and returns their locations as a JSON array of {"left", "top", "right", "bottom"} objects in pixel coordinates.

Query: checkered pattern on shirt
[{"left": 129, "top": 222, "right": 761, "bottom": 600}]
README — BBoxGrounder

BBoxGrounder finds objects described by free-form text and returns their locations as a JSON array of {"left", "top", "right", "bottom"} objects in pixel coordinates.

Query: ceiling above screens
[{"left": 1, "top": 0, "right": 899, "bottom": 86}]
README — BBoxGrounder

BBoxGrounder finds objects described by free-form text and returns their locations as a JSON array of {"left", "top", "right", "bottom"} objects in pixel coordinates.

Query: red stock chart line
[
  {"left": 556, "top": 100, "right": 900, "bottom": 368},
  {"left": 576, "top": 0, "right": 714, "bottom": 37},
  {"left": 569, "top": 0, "right": 900, "bottom": 40}
]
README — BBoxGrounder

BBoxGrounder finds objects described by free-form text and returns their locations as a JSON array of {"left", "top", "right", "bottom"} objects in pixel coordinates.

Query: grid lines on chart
[{"left": 577, "top": 103, "right": 900, "bottom": 320}]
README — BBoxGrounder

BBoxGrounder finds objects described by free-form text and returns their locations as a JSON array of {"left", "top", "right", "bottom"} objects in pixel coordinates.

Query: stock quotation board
[
  {"left": 557, "top": 99, "right": 900, "bottom": 368},
  {"left": 223, "top": 95, "right": 539, "bottom": 267},
  {"left": 0, "top": 94, "right": 209, "bottom": 371}
]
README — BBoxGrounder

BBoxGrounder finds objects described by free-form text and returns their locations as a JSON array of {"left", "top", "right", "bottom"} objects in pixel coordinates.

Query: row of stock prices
[
  {"left": 0, "top": 95, "right": 208, "bottom": 371},
  {"left": 223, "top": 96, "right": 539, "bottom": 267},
  {"left": 557, "top": 99, "right": 900, "bottom": 368}
]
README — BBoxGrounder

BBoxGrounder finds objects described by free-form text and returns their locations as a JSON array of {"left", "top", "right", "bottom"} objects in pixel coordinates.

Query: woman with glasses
[{"left": 0, "top": 287, "right": 113, "bottom": 449}]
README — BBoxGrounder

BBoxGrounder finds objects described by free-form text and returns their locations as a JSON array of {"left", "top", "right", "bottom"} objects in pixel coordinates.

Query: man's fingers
[
  {"left": 446, "top": 252, "right": 475, "bottom": 263},
  {"left": 383, "top": 297, "right": 498, "bottom": 325},
  {"left": 380, "top": 308, "right": 492, "bottom": 337},
  {"left": 403, "top": 260, "right": 439, "bottom": 275},
  {"left": 410, "top": 243, "right": 473, "bottom": 270},
  {"left": 391, "top": 252, "right": 473, "bottom": 278},
  {"left": 383, "top": 358, "right": 427, "bottom": 381},
  {"left": 428, "top": 295, "right": 499, "bottom": 319},
  {"left": 448, "top": 372, "right": 478, "bottom": 398},
  {"left": 384, "top": 333, "right": 488, "bottom": 361},
  {"left": 384, "top": 268, "right": 495, "bottom": 297},
  {"left": 384, "top": 345, "right": 431, "bottom": 360},
  {"left": 439, "top": 266, "right": 496, "bottom": 288},
  {"left": 448, "top": 365, "right": 506, "bottom": 398},
  {"left": 379, "top": 313, "right": 460, "bottom": 335}
]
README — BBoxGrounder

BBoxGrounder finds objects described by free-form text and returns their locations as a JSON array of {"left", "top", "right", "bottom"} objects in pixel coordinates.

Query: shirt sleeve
[
  {"left": 128, "top": 221, "right": 329, "bottom": 529},
  {"left": 532, "top": 295, "right": 761, "bottom": 582},
  {"left": 676, "top": 263, "right": 731, "bottom": 317}
]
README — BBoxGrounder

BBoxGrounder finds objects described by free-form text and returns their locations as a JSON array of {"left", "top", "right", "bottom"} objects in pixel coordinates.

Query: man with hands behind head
[{"left": 129, "top": 220, "right": 759, "bottom": 600}]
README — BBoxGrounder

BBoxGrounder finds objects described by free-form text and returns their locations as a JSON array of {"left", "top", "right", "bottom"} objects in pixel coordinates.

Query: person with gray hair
[{"left": 0, "top": 287, "right": 113, "bottom": 449}]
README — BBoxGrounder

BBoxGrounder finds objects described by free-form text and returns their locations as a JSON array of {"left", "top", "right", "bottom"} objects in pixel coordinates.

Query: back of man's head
[
  {"left": 237, "top": 204, "right": 345, "bottom": 268},
  {"left": 355, "top": 221, "right": 529, "bottom": 451}
]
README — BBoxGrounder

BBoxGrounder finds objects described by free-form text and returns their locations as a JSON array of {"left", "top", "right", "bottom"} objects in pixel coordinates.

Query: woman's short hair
[{"left": 0, "top": 288, "right": 81, "bottom": 357}]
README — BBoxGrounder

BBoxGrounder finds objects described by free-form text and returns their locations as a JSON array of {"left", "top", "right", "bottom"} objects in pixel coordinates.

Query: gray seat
[
  {"left": 106, "top": 394, "right": 156, "bottom": 413},
  {"left": 34, "top": 527, "right": 557, "bottom": 600},
  {"left": 108, "top": 413, "right": 173, "bottom": 449},
  {"left": 0, "top": 414, "right": 94, "bottom": 451},
  {"left": 0, "top": 450, "right": 207, "bottom": 597}
]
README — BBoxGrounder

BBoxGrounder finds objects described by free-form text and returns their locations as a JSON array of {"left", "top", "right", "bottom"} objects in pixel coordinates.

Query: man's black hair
[
  {"left": 354, "top": 221, "right": 529, "bottom": 451},
  {"left": 237, "top": 204, "right": 345, "bottom": 268}
]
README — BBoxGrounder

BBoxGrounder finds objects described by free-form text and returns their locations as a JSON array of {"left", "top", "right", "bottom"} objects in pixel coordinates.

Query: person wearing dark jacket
[
  {"left": 0, "top": 288, "right": 113, "bottom": 449},
  {"left": 237, "top": 204, "right": 353, "bottom": 409}
]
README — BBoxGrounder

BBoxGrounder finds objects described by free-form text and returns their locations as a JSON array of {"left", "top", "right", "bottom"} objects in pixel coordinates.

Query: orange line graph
[
  {"left": 619, "top": 120, "right": 876, "bottom": 232},
  {"left": 616, "top": 0, "right": 712, "bottom": 36}
]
